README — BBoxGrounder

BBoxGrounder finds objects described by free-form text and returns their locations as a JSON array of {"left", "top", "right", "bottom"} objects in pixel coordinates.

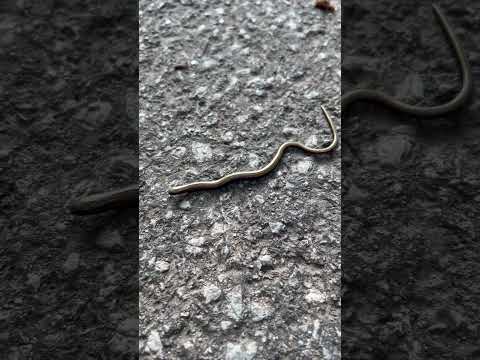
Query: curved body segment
[
  {"left": 168, "top": 105, "right": 337, "bottom": 194},
  {"left": 342, "top": 5, "right": 472, "bottom": 116}
]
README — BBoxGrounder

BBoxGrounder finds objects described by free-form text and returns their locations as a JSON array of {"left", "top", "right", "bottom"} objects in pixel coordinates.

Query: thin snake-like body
[
  {"left": 168, "top": 105, "right": 337, "bottom": 195},
  {"left": 70, "top": 5, "right": 472, "bottom": 210},
  {"left": 342, "top": 5, "right": 472, "bottom": 116},
  {"left": 69, "top": 184, "right": 138, "bottom": 215},
  {"left": 169, "top": 5, "right": 471, "bottom": 195}
]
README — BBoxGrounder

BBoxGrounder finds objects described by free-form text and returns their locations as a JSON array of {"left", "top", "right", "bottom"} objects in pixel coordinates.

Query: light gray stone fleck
[
  {"left": 222, "top": 131, "right": 234, "bottom": 143},
  {"left": 185, "top": 245, "right": 203, "bottom": 255},
  {"left": 305, "top": 90, "right": 321, "bottom": 99},
  {"left": 192, "top": 142, "right": 212, "bottom": 162},
  {"left": 236, "top": 114, "right": 249, "bottom": 123},
  {"left": 155, "top": 260, "right": 170, "bottom": 273},
  {"left": 269, "top": 221, "right": 285, "bottom": 234},
  {"left": 305, "top": 288, "right": 327, "bottom": 304},
  {"left": 248, "top": 153, "right": 260, "bottom": 168},
  {"left": 294, "top": 159, "right": 312, "bottom": 174},
  {"left": 258, "top": 254, "right": 273, "bottom": 268},
  {"left": 221, "top": 320, "right": 232, "bottom": 331},
  {"left": 188, "top": 236, "right": 206, "bottom": 246},
  {"left": 282, "top": 127, "right": 301, "bottom": 136},
  {"left": 27, "top": 273, "right": 41, "bottom": 290},
  {"left": 254, "top": 195, "right": 264, "bottom": 204},
  {"left": 203, "top": 283, "right": 222, "bottom": 303},
  {"left": 226, "top": 285, "right": 243, "bottom": 321},
  {"left": 179, "top": 200, "right": 191, "bottom": 210},
  {"left": 63, "top": 253, "right": 80, "bottom": 273},
  {"left": 225, "top": 340, "right": 257, "bottom": 360},
  {"left": 211, "top": 222, "right": 226, "bottom": 236},
  {"left": 250, "top": 302, "right": 273, "bottom": 321},
  {"left": 145, "top": 330, "right": 163, "bottom": 354},
  {"left": 200, "top": 58, "right": 219, "bottom": 71}
]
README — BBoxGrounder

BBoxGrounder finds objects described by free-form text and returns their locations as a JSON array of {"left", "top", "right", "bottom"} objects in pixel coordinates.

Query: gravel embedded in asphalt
[{"left": 140, "top": 0, "right": 341, "bottom": 358}]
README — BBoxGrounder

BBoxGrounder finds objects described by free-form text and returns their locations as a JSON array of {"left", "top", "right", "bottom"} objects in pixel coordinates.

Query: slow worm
[
  {"left": 342, "top": 5, "right": 472, "bottom": 116},
  {"left": 168, "top": 105, "right": 338, "bottom": 194},
  {"left": 69, "top": 184, "right": 138, "bottom": 215},
  {"left": 168, "top": 5, "right": 470, "bottom": 195},
  {"left": 70, "top": 5, "right": 472, "bottom": 211}
]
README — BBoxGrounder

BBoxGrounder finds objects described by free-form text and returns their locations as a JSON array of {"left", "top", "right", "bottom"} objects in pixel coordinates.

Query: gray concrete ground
[{"left": 139, "top": 0, "right": 341, "bottom": 358}]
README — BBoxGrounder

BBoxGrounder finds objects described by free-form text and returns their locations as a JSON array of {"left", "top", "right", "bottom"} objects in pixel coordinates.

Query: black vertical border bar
[
  {"left": 1, "top": 1, "right": 139, "bottom": 359},
  {"left": 342, "top": 1, "right": 479, "bottom": 359}
]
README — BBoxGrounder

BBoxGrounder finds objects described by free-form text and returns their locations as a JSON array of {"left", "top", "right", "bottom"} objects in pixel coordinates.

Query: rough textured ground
[
  {"left": 1, "top": 1, "right": 138, "bottom": 359},
  {"left": 342, "top": 1, "right": 480, "bottom": 359},
  {"left": 139, "top": 0, "right": 341, "bottom": 358}
]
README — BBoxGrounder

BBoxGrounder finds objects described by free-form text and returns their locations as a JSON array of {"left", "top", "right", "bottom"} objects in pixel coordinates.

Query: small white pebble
[
  {"left": 236, "top": 114, "right": 249, "bottom": 123},
  {"left": 254, "top": 195, "right": 264, "bottom": 204},
  {"left": 145, "top": 330, "right": 163, "bottom": 354},
  {"left": 188, "top": 237, "right": 206, "bottom": 246},
  {"left": 250, "top": 302, "right": 273, "bottom": 321},
  {"left": 179, "top": 200, "right": 191, "bottom": 210},
  {"left": 211, "top": 222, "right": 226, "bottom": 236},
  {"left": 305, "top": 288, "right": 327, "bottom": 303},
  {"left": 221, "top": 320, "right": 232, "bottom": 330},
  {"left": 258, "top": 254, "right": 273, "bottom": 267},
  {"left": 202, "top": 283, "right": 222, "bottom": 303},
  {"left": 192, "top": 142, "right": 212, "bottom": 162},
  {"left": 172, "top": 146, "right": 186, "bottom": 158},
  {"left": 155, "top": 260, "right": 170, "bottom": 273},
  {"left": 225, "top": 340, "right": 257, "bottom": 360},
  {"left": 248, "top": 153, "right": 260, "bottom": 168},
  {"left": 182, "top": 340, "right": 194, "bottom": 350},
  {"left": 200, "top": 58, "right": 218, "bottom": 71},
  {"left": 295, "top": 160, "right": 312, "bottom": 174},
  {"left": 305, "top": 90, "right": 321, "bottom": 99},
  {"left": 222, "top": 131, "right": 234, "bottom": 143},
  {"left": 269, "top": 221, "right": 285, "bottom": 234},
  {"left": 185, "top": 245, "right": 203, "bottom": 255},
  {"left": 282, "top": 127, "right": 300, "bottom": 136}
]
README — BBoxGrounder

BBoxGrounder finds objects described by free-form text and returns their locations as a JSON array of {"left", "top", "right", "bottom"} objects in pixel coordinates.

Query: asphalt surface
[
  {"left": 139, "top": 0, "right": 341, "bottom": 358},
  {"left": 1, "top": 1, "right": 138, "bottom": 358},
  {"left": 342, "top": 1, "right": 480, "bottom": 358}
]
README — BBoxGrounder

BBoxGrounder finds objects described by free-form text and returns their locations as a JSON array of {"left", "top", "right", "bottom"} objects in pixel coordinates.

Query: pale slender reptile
[
  {"left": 168, "top": 5, "right": 471, "bottom": 195},
  {"left": 168, "top": 105, "right": 338, "bottom": 194},
  {"left": 70, "top": 5, "right": 471, "bottom": 213}
]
